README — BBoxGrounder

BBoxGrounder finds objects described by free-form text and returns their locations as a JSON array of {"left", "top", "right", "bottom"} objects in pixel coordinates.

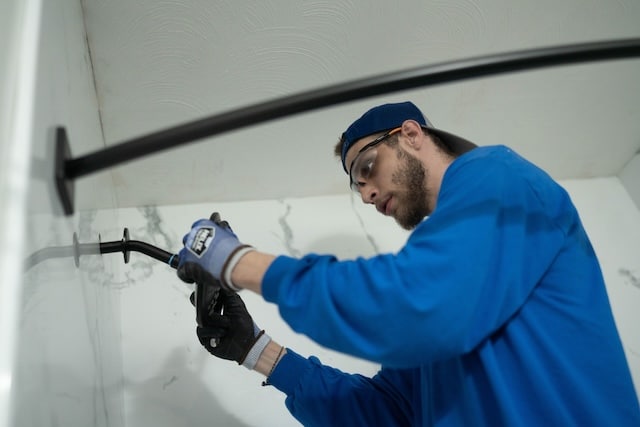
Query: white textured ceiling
[{"left": 79, "top": 0, "right": 640, "bottom": 210}]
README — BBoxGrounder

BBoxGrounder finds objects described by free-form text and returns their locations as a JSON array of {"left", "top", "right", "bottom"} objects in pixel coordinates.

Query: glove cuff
[
  {"left": 241, "top": 330, "right": 271, "bottom": 370},
  {"left": 222, "top": 245, "right": 255, "bottom": 291}
]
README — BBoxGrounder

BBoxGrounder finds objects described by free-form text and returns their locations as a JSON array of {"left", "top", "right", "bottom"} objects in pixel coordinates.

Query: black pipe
[
  {"left": 98, "top": 228, "right": 180, "bottom": 268},
  {"left": 64, "top": 38, "right": 640, "bottom": 179},
  {"left": 99, "top": 239, "right": 179, "bottom": 268},
  {"left": 23, "top": 230, "right": 179, "bottom": 270}
]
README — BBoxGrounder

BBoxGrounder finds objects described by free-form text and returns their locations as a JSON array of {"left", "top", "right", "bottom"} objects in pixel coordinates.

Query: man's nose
[{"left": 359, "top": 183, "right": 378, "bottom": 205}]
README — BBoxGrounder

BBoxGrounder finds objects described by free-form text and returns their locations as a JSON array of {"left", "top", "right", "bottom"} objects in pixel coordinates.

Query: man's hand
[
  {"left": 191, "top": 288, "right": 271, "bottom": 370},
  {"left": 177, "top": 212, "right": 254, "bottom": 291}
]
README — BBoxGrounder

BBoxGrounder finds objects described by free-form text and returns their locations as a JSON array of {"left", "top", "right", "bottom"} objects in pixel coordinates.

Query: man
[{"left": 177, "top": 102, "right": 640, "bottom": 426}]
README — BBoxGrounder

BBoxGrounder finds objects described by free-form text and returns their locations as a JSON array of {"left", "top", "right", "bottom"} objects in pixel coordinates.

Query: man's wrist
[
  {"left": 255, "top": 340, "right": 287, "bottom": 377},
  {"left": 221, "top": 245, "right": 255, "bottom": 291},
  {"left": 229, "top": 251, "right": 277, "bottom": 294},
  {"left": 240, "top": 330, "right": 271, "bottom": 370}
]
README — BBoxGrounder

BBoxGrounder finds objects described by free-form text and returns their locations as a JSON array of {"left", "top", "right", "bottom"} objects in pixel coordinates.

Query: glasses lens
[
  {"left": 349, "top": 148, "right": 377, "bottom": 192},
  {"left": 347, "top": 127, "right": 400, "bottom": 193}
]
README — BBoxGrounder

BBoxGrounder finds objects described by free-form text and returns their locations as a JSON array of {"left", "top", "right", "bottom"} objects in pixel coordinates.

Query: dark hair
[{"left": 334, "top": 135, "right": 347, "bottom": 159}]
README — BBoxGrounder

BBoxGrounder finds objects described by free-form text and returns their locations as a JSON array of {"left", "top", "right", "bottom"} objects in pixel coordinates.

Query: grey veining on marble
[
  {"left": 113, "top": 206, "right": 192, "bottom": 299},
  {"left": 134, "top": 206, "right": 182, "bottom": 291},
  {"left": 277, "top": 200, "right": 302, "bottom": 257},
  {"left": 98, "top": 206, "right": 176, "bottom": 289},
  {"left": 350, "top": 194, "right": 381, "bottom": 255},
  {"left": 619, "top": 268, "right": 640, "bottom": 290},
  {"left": 139, "top": 206, "right": 176, "bottom": 252}
]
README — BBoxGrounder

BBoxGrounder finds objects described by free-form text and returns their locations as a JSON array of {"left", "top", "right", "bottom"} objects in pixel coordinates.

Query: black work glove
[{"left": 190, "top": 288, "right": 271, "bottom": 369}]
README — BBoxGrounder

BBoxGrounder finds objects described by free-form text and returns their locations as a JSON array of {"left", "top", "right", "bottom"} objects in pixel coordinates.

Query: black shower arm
[
  {"left": 98, "top": 228, "right": 179, "bottom": 268},
  {"left": 23, "top": 228, "right": 179, "bottom": 271},
  {"left": 55, "top": 37, "right": 640, "bottom": 215}
]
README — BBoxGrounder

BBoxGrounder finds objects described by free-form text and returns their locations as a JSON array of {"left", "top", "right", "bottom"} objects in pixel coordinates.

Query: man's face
[{"left": 346, "top": 134, "right": 431, "bottom": 231}]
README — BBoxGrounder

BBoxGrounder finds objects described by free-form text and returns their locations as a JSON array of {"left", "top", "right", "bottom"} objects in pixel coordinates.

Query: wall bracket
[{"left": 55, "top": 127, "right": 74, "bottom": 216}]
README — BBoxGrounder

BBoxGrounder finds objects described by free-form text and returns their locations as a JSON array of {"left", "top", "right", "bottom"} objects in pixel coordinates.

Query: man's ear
[{"left": 400, "top": 120, "right": 424, "bottom": 149}]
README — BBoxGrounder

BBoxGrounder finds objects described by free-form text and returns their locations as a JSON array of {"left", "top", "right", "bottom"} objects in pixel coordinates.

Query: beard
[{"left": 391, "top": 147, "right": 431, "bottom": 230}]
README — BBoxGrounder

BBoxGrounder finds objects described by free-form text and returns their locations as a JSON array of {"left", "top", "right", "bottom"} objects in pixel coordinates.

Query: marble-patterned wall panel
[
  {"left": 8, "top": 0, "right": 125, "bottom": 425},
  {"left": 16, "top": 212, "right": 123, "bottom": 427},
  {"left": 562, "top": 177, "right": 640, "bottom": 393},
  {"left": 112, "top": 197, "right": 392, "bottom": 427}
]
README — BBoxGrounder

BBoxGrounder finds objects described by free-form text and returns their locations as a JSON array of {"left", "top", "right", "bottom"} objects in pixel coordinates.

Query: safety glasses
[{"left": 348, "top": 127, "right": 401, "bottom": 193}]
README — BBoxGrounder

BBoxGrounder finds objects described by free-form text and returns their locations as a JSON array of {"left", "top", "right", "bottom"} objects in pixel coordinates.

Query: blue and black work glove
[
  {"left": 190, "top": 288, "right": 271, "bottom": 369},
  {"left": 177, "top": 212, "right": 254, "bottom": 291}
]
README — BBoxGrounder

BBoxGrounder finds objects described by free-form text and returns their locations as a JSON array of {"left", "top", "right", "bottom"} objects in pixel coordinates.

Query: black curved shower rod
[{"left": 55, "top": 37, "right": 640, "bottom": 215}]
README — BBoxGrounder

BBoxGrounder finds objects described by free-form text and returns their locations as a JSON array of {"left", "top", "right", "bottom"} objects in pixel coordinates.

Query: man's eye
[{"left": 358, "top": 160, "right": 374, "bottom": 179}]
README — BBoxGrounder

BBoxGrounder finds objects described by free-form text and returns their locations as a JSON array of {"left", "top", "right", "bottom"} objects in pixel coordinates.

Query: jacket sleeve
[
  {"left": 262, "top": 148, "right": 575, "bottom": 367},
  {"left": 269, "top": 349, "right": 414, "bottom": 427}
]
